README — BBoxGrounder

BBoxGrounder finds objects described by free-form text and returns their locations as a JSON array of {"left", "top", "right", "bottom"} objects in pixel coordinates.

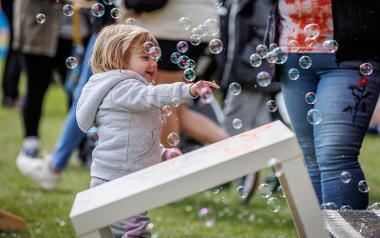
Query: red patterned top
[{"left": 278, "top": 0, "right": 334, "bottom": 53}]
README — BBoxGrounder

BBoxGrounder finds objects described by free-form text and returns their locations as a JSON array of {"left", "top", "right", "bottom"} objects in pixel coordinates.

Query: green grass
[{"left": 0, "top": 70, "right": 380, "bottom": 238}]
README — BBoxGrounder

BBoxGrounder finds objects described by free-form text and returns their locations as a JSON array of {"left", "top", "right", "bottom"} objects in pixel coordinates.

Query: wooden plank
[{"left": 70, "top": 121, "right": 327, "bottom": 238}]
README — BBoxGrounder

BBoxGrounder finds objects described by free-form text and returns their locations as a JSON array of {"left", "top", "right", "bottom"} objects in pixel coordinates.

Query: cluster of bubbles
[{"left": 178, "top": 17, "right": 223, "bottom": 54}]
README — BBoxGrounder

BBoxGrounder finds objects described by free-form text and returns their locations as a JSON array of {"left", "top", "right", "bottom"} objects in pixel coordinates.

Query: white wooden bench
[{"left": 70, "top": 120, "right": 329, "bottom": 238}]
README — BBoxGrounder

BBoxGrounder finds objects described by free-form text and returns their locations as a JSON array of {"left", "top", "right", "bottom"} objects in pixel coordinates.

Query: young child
[{"left": 76, "top": 24, "right": 219, "bottom": 237}]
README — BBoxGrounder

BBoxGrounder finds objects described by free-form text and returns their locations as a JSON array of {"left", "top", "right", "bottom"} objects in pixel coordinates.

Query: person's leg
[
  {"left": 50, "top": 33, "right": 96, "bottom": 171},
  {"left": 2, "top": 50, "right": 22, "bottom": 106},
  {"left": 22, "top": 54, "right": 54, "bottom": 138},
  {"left": 279, "top": 53, "right": 322, "bottom": 203},
  {"left": 314, "top": 55, "right": 380, "bottom": 209}
]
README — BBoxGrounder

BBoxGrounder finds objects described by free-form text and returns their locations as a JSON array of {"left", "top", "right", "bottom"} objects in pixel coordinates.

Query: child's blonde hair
[{"left": 91, "top": 24, "right": 158, "bottom": 74}]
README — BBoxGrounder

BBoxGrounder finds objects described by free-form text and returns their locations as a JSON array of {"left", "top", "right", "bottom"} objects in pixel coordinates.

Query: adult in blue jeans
[
  {"left": 266, "top": 0, "right": 380, "bottom": 209},
  {"left": 16, "top": 33, "right": 97, "bottom": 190}
]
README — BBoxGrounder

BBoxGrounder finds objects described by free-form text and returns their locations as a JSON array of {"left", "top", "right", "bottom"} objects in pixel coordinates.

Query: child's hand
[
  {"left": 189, "top": 80, "right": 220, "bottom": 97},
  {"left": 162, "top": 147, "right": 182, "bottom": 161}
]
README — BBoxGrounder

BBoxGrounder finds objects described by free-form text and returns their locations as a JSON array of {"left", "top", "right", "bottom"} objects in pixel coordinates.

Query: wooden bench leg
[
  {"left": 79, "top": 226, "right": 113, "bottom": 238},
  {"left": 0, "top": 209, "right": 27, "bottom": 231},
  {"left": 278, "top": 157, "right": 329, "bottom": 238}
]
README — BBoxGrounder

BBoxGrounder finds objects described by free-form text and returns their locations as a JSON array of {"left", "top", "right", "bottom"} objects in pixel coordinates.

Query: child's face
[{"left": 128, "top": 49, "right": 158, "bottom": 82}]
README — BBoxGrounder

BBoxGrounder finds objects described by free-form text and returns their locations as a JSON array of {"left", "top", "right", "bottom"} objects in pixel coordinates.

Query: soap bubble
[
  {"left": 256, "top": 71, "right": 271, "bottom": 87},
  {"left": 203, "top": 18, "right": 219, "bottom": 37},
  {"left": 306, "top": 108, "right": 322, "bottom": 125},
  {"left": 125, "top": 18, "right": 137, "bottom": 26},
  {"left": 183, "top": 68, "right": 196, "bottom": 82},
  {"left": 170, "top": 52, "right": 181, "bottom": 64},
  {"left": 179, "top": 17, "right": 191, "bottom": 31},
  {"left": 229, "top": 82, "right": 241, "bottom": 96},
  {"left": 305, "top": 92, "right": 317, "bottom": 105},
  {"left": 340, "top": 171, "right": 352, "bottom": 184},
  {"left": 190, "top": 34, "right": 202, "bottom": 46},
  {"left": 249, "top": 53, "right": 262, "bottom": 68},
  {"left": 358, "top": 180, "right": 369, "bottom": 193},
  {"left": 208, "top": 39, "right": 223, "bottom": 54},
  {"left": 62, "top": 4, "right": 74, "bottom": 16},
  {"left": 360, "top": 63, "right": 373, "bottom": 76},
  {"left": 232, "top": 118, "right": 242, "bottom": 130},
  {"left": 256, "top": 44, "right": 269, "bottom": 58},
  {"left": 304, "top": 23, "right": 320, "bottom": 40},
  {"left": 266, "top": 100, "right": 278, "bottom": 112},
  {"left": 91, "top": 3, "right": 105, "bottom": 17},
  {"left": 176, "top": 41, "right": 188, "bottom": 54},
  {"left": 323, "top": 39, "right": 338, "bottom": 53},
  {"left": 167, "top": 132, "right": 180, "bottom": 146},
  {"left": 288, "top": 68, "right": 300, "bottom": 80},
  {"left": 299, "top": 55, "right": 312, "bottom": 69},
  {"left": 36, "top": 13, "right": 46, "bottom": 24},
  {"left": 65, "top": 56, "right": 78, "bottom": 69},
  {"left": 110, "top": 8, "right": 121, "bottom": 19}
]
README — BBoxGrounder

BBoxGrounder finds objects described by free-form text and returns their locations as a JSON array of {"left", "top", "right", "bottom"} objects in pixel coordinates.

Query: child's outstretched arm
[{"left": 111, "top": 79, "right": 219, "bottom": 111}]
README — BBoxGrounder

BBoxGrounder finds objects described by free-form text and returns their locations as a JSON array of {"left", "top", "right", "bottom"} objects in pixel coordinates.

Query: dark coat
[{"left": 216, "top": 0, "right": 277, "bottom": 91}]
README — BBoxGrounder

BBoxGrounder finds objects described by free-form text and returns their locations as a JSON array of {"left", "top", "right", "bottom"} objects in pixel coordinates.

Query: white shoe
[{"left": 16, "top": 154, "right": 60, "bottom": 190}]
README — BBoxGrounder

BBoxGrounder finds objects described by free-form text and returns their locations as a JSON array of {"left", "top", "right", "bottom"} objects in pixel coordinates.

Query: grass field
[{"left": 0, "top": 76, "right": 379, "bottom": 238}]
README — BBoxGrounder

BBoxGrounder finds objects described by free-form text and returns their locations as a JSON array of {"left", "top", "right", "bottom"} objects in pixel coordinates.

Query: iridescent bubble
[
  {"left": 143, "top": 41, "right": 155, "bottom": 53},
  {"left": 62, "top": 4, "right": 74, "bottom": 16},
  {"left": 194, "top": 24, "right": 207, "bottom": 36},
  {"left": 185, "top": 59, "right": 196, "bottom": 69},
  {"left": 177, "top": 55, "right": 190, "bottom": 69},
  {"left": 110, "top": 8, "right": 121, "bottom": 19},
  {"left": 256, "top": 44, "right": 269, "bottom": 58},
  {"left": 269, "top": 43, "right": 278, "bottom": 51},
  {"left": 249, "top": 53, "right": 262, "bottom": 68},
  {"left": 103, "top": 0, "right": 115, "bottom": 5},
  {"left": 256, "top": 71, "right": 271, "bottom": 87},
  {"left": 232, "top": 118, "right": 242, "bottom": 130},
  {"left": 170, "top": 52, "right": 181, "bottom": 64},
  {"left": 340, "top": 171, "right": 352, "bottom": 184},
  {"left": 323, "top": 40, "right": 339, "bottom": 53},
  {"left": 236, "top": 186, "right": 248, "bottom": 199},
  {"left": 339, "top": 205, "right": 353, "bottom": 212},
  {"left": 190, "top": 34, "right": 202, "bottom": 46},
  {"left": 272, "top": 47, "right": 288, "bottom": 64},
  {"left": 167, "top": 132, "right": 180, "bottom": 146},
  {"left": 306, "top": 108, "right": 322, "bottom": 125},
  {"left": 183, "top": 68, "right": 196, "bottom": 82},
  {"left": 204, "top": 219, "right": 215, "bottom": 228},
  {"left": 171, "top": 98, "right": 181, "bottom": 108},
  {"left": 161, "top": 105, "right": 172, "bottom": 117},
  {"left": 288, "top": 39, "right": 299, "bottom": 52},
  {"left": 229, "top": 82, "right": 241, "bottom": 96},
  {"left": 266, "top": 50, "right": 278, "bottom": 64},
  {"left": 149, "top": 46, "right": 161, "bottom": 61},
  {"left": 305, "top": 92, "right": 317, "bottom": 105},
  {"left": 266, "top": 100, "right": 278, "bottom": 112},
  {"left": 304, "top": 23, "right": 320, "bottom": 40},
  {"left": 208, "top": 39, "right": 223, "bottom": 54},
  {"left": 288, "top": 68, "right": 300, "bottom": 80},
  {"left": 65, "top": 56, "right": 78, "bottom": 69},
  {"left": 258, "top": 183, "right": 272, "bottom": 198},
  {"left": 203, "top": 19, "right": 219, "bottom": 37},
  {"left": 198, "top": 207, "right": 211, "bottom": 218},
  {"left": 321, "top": 202, "right": 338, "bottom": 210},
  {"left": 176, "top": 41, "right": 188, "bottom": 54},
  {"left": 91, "top": 3, "right": 105, "bottom": 17},
  {"left": 36, "top": 13, "right": 46, "bottom": 24},
  {"left": 360, "top": 63, "right": 373, "bottom": 76},
  {"left": 299, "top": 55, "right": 312, "bottom": 69},
  {"left": 179, "top": 17, "right": 191, "bottom": 31},
  {"left": 267, "top": 197, "right": 281, "bottom": 213},
  {"left": 358, "top": 180, "right": 369, "bottom": 193},
  {"left": 125, "top": 18, "right": 137, "bottom": 26}
]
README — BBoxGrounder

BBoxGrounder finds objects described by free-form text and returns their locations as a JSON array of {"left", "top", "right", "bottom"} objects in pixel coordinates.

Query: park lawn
[{"left": 0, "top": 80, "right": 380, "bottom": 238}]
